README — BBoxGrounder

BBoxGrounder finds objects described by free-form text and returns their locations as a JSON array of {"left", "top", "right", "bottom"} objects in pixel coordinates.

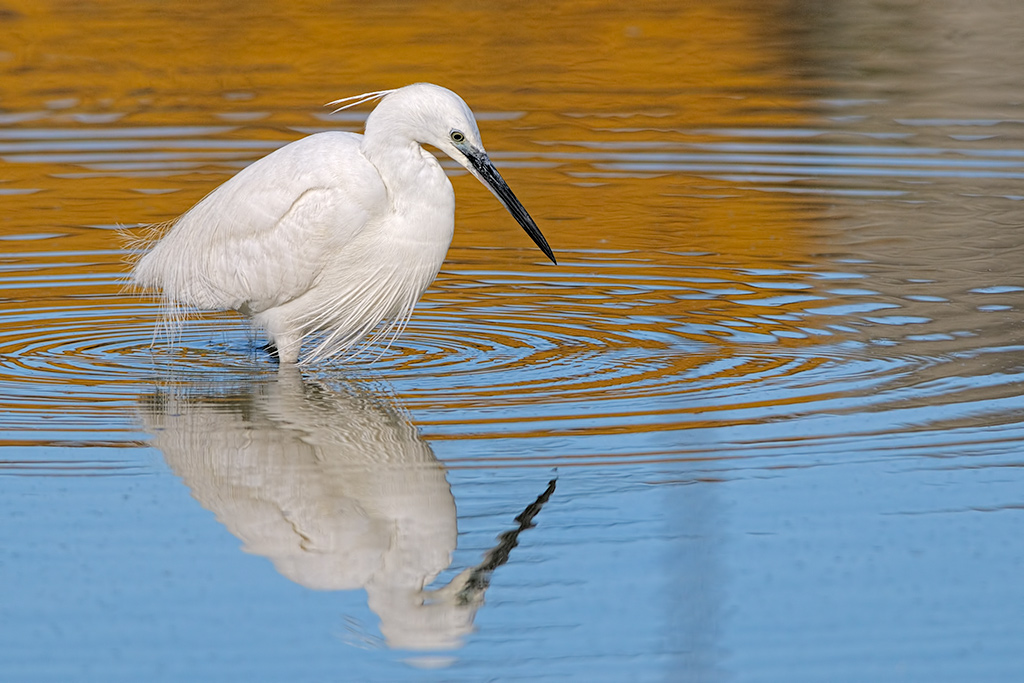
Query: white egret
[{"left": 131, "top": 83, "right": 556, "bottom": 364}]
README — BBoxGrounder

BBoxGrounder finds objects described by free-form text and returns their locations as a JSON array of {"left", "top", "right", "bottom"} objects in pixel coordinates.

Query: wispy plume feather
[{"left": 326, "top": 89, "right": 396, "bottom": 114}]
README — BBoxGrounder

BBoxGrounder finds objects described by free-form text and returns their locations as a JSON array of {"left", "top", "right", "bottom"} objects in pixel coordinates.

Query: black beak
[{"left": 465, "top": 150, "right": 556, "bottom": 265}]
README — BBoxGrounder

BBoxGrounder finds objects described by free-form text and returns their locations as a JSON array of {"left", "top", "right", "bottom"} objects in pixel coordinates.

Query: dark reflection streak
[{"left": 456, "top": 478, "right": 556, "bottom": 606}]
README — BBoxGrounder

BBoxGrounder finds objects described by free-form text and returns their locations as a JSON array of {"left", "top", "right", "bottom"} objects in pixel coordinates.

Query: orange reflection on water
[{"left": 0, "top": 0, "right": 828, "bottom": 413}]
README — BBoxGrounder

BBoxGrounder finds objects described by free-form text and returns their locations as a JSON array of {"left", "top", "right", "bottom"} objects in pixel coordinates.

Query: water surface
[{"left": 2, "top": 1, "right": 1024, "bottom": 681}]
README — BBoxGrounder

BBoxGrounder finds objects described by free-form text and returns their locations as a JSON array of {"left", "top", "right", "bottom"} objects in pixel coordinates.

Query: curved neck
[{"left": 361, "top": 133, "right": 450, "bottom": 212}]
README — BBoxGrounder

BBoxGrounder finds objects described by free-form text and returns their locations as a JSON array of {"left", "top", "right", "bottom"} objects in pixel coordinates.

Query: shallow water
[{"left": 3, "top": 1, "right": 1024, "bottom": 681}]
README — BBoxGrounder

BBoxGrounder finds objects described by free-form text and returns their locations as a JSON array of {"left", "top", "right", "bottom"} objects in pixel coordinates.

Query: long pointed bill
[{"left": 464, "top": 150, "right": 557, "bottom": 265}]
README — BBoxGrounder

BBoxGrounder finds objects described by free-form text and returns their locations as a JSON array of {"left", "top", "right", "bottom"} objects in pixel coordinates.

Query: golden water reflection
[
  {"left": 1, "top": 0, "right": 818, "bottom": 258},
  {"left": 0, "top": 1, "right": 836, "bottom": 425}
]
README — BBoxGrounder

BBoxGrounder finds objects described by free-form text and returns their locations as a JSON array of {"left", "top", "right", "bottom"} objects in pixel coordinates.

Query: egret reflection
[{"left": 138, "top": 369, "right": 552, "bottom": 652}]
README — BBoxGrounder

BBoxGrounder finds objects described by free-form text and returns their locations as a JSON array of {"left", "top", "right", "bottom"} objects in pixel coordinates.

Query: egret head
[{"left": 362, "top": 83, "right": 556, "bottom": 265}]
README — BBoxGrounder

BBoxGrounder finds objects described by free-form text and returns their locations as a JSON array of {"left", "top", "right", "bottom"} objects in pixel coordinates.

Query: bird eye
[{"left": 450, "top": 130, "right": 465, "bottom": 143}]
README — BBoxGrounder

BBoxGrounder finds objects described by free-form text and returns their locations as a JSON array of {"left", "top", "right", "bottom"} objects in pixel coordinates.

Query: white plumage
[{"left": 132, "top": 83, "right": 555, "bottom": 364}]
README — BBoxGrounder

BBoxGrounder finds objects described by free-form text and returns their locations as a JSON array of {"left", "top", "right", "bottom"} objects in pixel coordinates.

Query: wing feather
[{"left": 133, "top": 132, "right": 385, "bottom": 314}]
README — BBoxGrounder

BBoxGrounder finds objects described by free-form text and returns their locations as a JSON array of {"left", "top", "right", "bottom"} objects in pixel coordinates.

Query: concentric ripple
[
  {"left": 5, "top": 111, "right": 1024, "bottom": 472},
  {"left": 2, "top": 243, "right": 1018, "bottom": 455}
]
